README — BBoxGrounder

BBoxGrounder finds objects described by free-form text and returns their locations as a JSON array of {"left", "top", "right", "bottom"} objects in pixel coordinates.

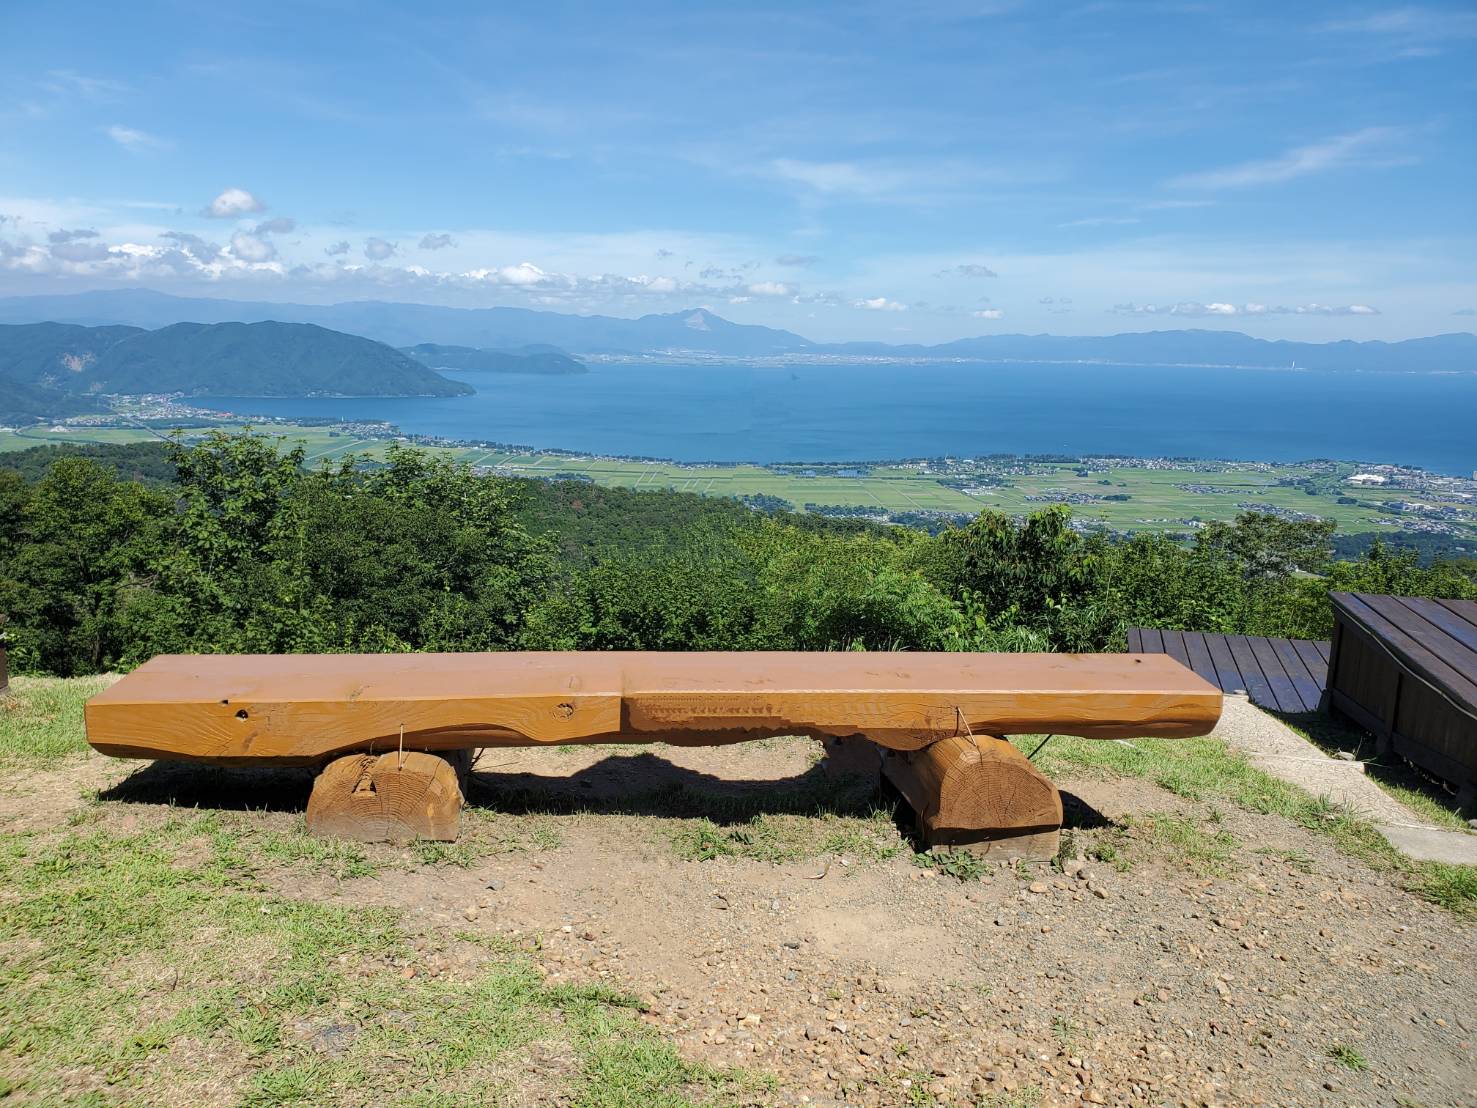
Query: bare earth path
[{"left": 5, "top": 727, "right": 1476, "bottom": 1107}]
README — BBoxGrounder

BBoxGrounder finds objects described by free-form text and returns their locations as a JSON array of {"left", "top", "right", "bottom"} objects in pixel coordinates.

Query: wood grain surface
[{"left": 85, "top": 651, "right": 1223, "bottom": 765}]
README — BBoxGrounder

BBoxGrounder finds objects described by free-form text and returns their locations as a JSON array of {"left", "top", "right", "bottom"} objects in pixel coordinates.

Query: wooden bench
[{"left": 85, "top": 651, "right": 1222, "bottom": 859}]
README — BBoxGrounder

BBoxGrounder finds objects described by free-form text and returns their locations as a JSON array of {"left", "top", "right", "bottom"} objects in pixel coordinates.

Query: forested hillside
[
  {"left": 0, "top": 320, "right": 472, "bottom": 402},
  {"left": 1, "top": 433, "right": 1473, "bottom": 676}
]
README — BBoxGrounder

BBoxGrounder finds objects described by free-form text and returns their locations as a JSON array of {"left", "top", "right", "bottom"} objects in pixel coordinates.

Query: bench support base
[
  {"left": 817, "top": 734, "right": 882, "bottom": 777},
  {"left": 883, "top": 735, "right": 1062, "bottom": 862},
  {"left": 306, "top": 749, "right": 471, "bottom": 843}
]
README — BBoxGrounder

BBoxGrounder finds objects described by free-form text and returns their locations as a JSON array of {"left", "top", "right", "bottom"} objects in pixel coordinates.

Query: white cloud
[
  {"left": 363, "top": 237, "right": 397, "bottom": 260},
  {"left": 107, "top": 124, "right": 168, "bottom": 151},
  {"left": 204, "top": 187, "right": 266, "bottom": 218},
  {"left": 855, "top": 296, "right": 906, "bottom": 311},
  {"left": 935, "top": 263, "right": 998, "bottom": 278},
  {"left": 1111, "top": 301, "right": 1381, "bottom": 317},
  {"left": 50, "top": 240, "right": 113, "bottom": 262},
  {"left": 419, "top": 233, "right": 456, "bottom": 250},
  {"left": 747, "top": 280, "right": 792, "bottom": 296},
  {"left": 971, "top": 308, "right": 1004, "bottom": 319},
  {"left": 159, "top": 231, "right": 222, "bottom": 261},
  {"left": 324, "top": 240, "right": 350, "bottom": 256},
  {"left": 1169, "top": 127, "right": 1406, "bottom": 189},
  {"left": 229, "top": 229, "right": 277, "bottom": 264},
  {"left": 256, "top": 217, "right": 296, "bottom": 235}
]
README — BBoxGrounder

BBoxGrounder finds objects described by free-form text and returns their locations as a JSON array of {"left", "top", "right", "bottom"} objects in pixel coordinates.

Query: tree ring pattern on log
[{"left": 306, "top": 750, "right": 468, "bottom": 843}]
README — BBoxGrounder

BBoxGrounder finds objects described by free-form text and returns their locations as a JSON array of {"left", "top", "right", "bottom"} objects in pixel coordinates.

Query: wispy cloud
[
  {"left": 971, "top": 308, "right": 1004, "bottom": 319},
  {"left": 1168, "top": 127, "right": 1408, "bottom": 189},
  {"left": 934, "top": 263, "right": 998, "bottom": 279},
  {"left": 106, "top": 124, "right": 168, "bottom": 151},
  {"left": 1324, "top": 7, "right": 1477, "bottom": 40},
  {"left": 419, "top": 233, "right": 456, "bottom": 251},
  {"left": 1057, "top": 216, "right": 1140, "bottom": 228}
]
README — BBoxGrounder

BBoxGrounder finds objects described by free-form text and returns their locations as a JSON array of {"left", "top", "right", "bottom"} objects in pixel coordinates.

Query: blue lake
[{"left": 201, "top": 360, "right": 1477, "bottom": 475}]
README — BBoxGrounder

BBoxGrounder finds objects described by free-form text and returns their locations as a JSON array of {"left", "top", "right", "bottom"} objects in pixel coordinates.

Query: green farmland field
[{"left": 2, "top": 420, "right": 1473, "bottom": 542}]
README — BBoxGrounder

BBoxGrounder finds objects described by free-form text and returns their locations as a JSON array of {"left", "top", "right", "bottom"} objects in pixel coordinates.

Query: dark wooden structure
[
  {"left": 84, "top": 651, "right": 1222, "bottom": 855},
  {"left": 1324, "top": 592, "right": 1477, "bottom": 805},
  {"left": 1127, "top": 627, "right": 1328, "bottom": 714}
]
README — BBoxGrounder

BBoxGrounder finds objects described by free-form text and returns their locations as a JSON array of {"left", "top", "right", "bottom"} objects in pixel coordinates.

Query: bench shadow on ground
[{"left": 97, "top": 748, "right": 1113, "bottom": 843}]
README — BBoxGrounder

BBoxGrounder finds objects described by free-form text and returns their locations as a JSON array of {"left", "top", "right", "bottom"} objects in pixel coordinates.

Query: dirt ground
[{"left": 14, "top": 737, "right": 1477, "bottom": 1108}]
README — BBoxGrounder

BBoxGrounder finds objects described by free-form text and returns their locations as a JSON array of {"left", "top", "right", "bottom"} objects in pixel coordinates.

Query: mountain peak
[{"left": 684, "top": 309, "right": 713, "bottom": 332}]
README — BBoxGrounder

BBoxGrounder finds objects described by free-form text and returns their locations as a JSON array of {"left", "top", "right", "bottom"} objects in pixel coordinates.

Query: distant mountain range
[
  {"left": 0, "top": 289, "right": 1473, "bottom": 377},
  {"left": 0, "top": 320, "right": 471, "bottom": 419},
  {"left": 0, "top": 289, "right": 809, "bottom": 357}
]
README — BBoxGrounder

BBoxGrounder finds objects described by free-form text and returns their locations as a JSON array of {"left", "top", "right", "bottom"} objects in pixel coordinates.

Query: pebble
[{"left": 1029, "top": 881, "right": 1049, "bottom": 894}]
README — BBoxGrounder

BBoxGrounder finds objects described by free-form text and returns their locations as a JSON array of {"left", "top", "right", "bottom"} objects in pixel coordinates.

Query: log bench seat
[{"left": 85, "top": 651, "right": 1221, "bottom": 859}]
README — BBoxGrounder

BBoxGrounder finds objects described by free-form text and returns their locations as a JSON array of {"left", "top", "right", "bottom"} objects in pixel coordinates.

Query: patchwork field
[{"left": 3, "top": 421, "right": 1475, "bottom": 543}]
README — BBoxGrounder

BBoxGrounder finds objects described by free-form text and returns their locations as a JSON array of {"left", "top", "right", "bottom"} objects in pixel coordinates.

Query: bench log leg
[
  {"left": 817, "top": 734, "right": 882, "bottom": 778},
  {"left": 307, "top": 749, "right": 471, "bottom": 842},
  {"left": 883, "top": 735, "right": 1062, "bottom": 862}
]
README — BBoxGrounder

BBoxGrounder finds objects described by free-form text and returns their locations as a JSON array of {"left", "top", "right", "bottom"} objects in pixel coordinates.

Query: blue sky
[{"left": 1, "top": 1, "right": 1474, "bottom": 343}]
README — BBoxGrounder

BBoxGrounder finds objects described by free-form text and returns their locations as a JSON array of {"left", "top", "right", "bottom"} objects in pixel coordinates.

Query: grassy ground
[
  {"left": 1019, "top": 732, "right": 1477, "bottom": 916},
  {"left": 2, "top": 674, "right": 1475, "bottom": 1105},
  {"left": 0, "top": 678, "right": 764, "bottom": 1106},
  {"left": 5, "top": 422, "right": 1469, "bottom": 539},
  {"left": 1278, "top": 711, "right": 1472, "bottom": 830}
]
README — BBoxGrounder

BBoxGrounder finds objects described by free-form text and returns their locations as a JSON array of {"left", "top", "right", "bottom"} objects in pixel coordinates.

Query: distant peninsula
[
  {"left": 0, "top": 320, "right": 471, "bottom": 416},
  {"left": 400, "top": 342, "right": 586, "bottom": 375}
]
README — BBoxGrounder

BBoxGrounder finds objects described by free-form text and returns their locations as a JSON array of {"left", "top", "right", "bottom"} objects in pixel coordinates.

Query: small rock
[
  {"left": 463, "top": 907, "right": 479, "bottom": 921},
  {"left": 805, "top": 1024, "right": 824, "bottom": 1040},
  {"left": 399, "top": 966, "right": 416, "bottom": 979},
  {"left": 859, "top": 1041, "right": 878, "bottom": 1056},
  {"left": 1062, "top": 859, "right": 1086, "bottom": 878},
  {"left": 1029, "top": 881, "right": 1049, "bottom": 894},
  {"left": 485, "top": 878, "right": 505, "bottom": 891},
  {"left": 1090, "top": 883, "right": 1109, "bottom": 899},
  {"left": 1334, "top": 751, "right": 1356, "bottom": 761}
]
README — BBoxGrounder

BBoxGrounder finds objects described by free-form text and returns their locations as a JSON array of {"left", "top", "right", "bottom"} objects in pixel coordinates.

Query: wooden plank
[
  {"left": 1248, "top": 635, "right": 1306, "bottom": 713},
  {"left": 1398, "top": 596, "right": 1477, "bottom": 658},
  {"left": 86, "top": 651, "right": 1225, "bottom": 764},
  {"left": 1203, "top": 634, "right": 1246, "bottom": 694},
  {"left": 1181, "top": 632, "right": 1222, "bottom": 687},
  {"left": 1271, "top": 638, "right": 1324, "bottom": 713},
  {"left": 1126, "top": 627, "right": 1144, "bottom": 653},
  {"left": 1351, "top": 593, "right": 1477, "bottom": 702},
  {"left": 1140, "top": 627, "right": 1165, "bottom": 654},
  {"left": 1160, "top": 629, "right": 1193, "bottom": 671},
  {"left": 1292, "top": 639, "right": 1330, "bottom": 689},
  {"left": 1435, "top": 596, "right": 1477, "bottom": 627},
  {"left": 1314, "top": 639, "right": 1331, "bottom": 663},
  {"left": 1226, "top": 635, "right": 1279, "bottom": 710}
]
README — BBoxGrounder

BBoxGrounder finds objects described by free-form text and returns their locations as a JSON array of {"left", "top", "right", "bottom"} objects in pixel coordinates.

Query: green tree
[{"left": 0, "top": 458, "right": 169, "bottom": 674}]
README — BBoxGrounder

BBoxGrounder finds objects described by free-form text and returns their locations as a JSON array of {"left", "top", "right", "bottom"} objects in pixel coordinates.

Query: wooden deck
[
  {"left": 1128, "top": 627, "right": 1329, "bottom": 714},
  {"left": 1325, "top": 592, "right": 1477, "bottom": 795}
]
